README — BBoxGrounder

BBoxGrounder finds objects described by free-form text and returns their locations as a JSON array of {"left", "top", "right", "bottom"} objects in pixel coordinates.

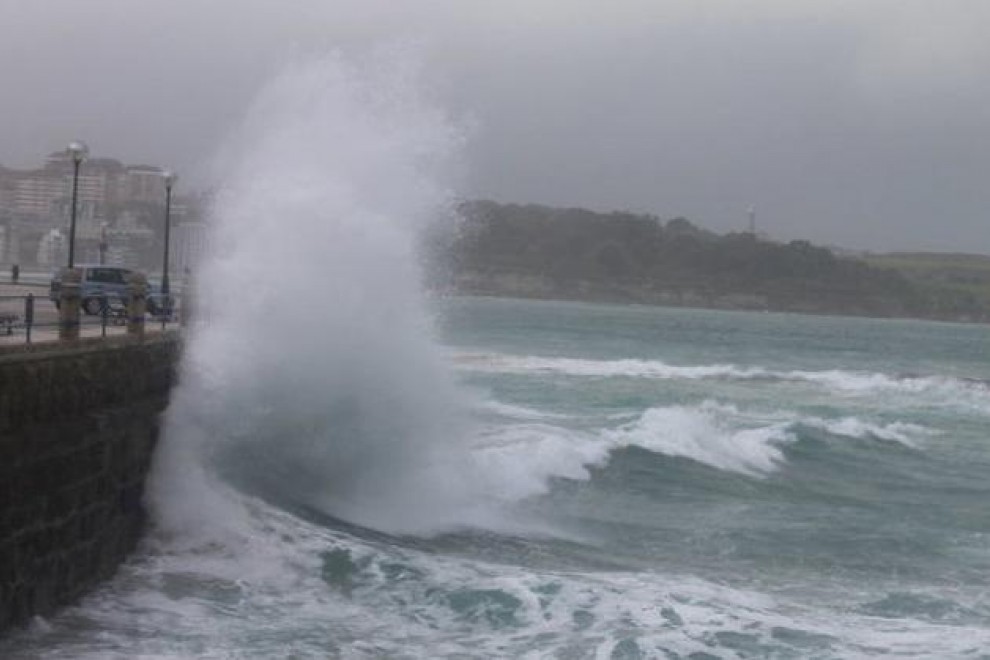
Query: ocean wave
[
  {"left": 15, "top": 495, "right": 990, "bottom": 659},
  {"left": 456, "top": 352, "right": 990, "bottom": 409},
  {"left": 603, "top": 401, "right": 793, "bottom": 476},
  {"left": 798, "top": 417, "right": 934, "bottom": 448},
  {"left": 457, "top": 352, "right": 767, "bottom": 380},
  {"left": 468, "top": 400, "right": 934, "bottom": 486},
  {"left": 149, "top": 52, "right": 488, "bottom": 538},
  {"left": 603, "top": 403, "right": 935, "bottom": 472},
  {"left": 475, "top": 399, "right": 572, "bottom": 421},
  {"left": 467, "top": 402, "right": 759, "bottom": 485},
  {"left": 470, "top": 423, "right": 610, "bottom": 501}
]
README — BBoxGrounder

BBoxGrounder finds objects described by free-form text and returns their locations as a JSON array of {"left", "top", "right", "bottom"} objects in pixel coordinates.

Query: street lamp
[
  {"left": 99, "top": 221, "right": 109, "bottom": 265},
  {"left": 161, "top": 171, "right": 177, "bottom": 301},
  {"left": 66, "top": 141, "right": 88, "bottom": 268}
]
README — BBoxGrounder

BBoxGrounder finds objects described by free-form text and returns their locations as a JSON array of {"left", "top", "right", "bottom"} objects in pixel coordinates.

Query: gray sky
[{"left": 2, "top": 0, "right": 988, "bottom": 253}]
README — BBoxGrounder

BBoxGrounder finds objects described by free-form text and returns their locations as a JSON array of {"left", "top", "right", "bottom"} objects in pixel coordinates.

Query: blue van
[
  {"left": 50, "top": 265, "right": 171, "bottom": 316},
  {"left": 49, "top": 265, "right": 134, "bottom": 315}
]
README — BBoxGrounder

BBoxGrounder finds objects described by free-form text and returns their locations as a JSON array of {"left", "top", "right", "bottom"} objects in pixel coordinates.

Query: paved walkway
[{"left": 0, "top": 282, "right": 179, "bottom": 348}]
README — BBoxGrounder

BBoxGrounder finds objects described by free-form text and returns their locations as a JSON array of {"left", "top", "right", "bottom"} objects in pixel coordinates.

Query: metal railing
[
  {"left": 0, "top": 291, "right": 183, "bottom": 346},
  {"left": 0, "top": 294, "right": 37, "bottom": 343}
]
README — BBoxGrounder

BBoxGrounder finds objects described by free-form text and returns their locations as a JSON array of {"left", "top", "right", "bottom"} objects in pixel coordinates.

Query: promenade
[{"left": 0, "top": 281, "right": 179, "bottom": 347}]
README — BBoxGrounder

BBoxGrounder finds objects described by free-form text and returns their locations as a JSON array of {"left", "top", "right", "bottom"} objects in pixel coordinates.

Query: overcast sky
[{"left": 1, "top": 0, "right": 988, "bottom": 253}]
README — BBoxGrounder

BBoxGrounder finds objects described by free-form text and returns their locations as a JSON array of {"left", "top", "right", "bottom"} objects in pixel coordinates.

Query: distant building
[
  {"left": 0, "top": 150, "right": 200, "bottom": 268},
  {"left": 122, "top": 165, "right": 167, "bottom": 205},
  {"left": 174, "top": 221, "right": 211, "bottom": 273},
  {"left": 36, "top": 229, "right": 66, "bottom": 268}
]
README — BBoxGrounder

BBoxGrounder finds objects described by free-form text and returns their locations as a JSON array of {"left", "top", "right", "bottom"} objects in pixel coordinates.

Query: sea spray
[{"left": 148, "top": 50, "right": 483, "bottom": 537}]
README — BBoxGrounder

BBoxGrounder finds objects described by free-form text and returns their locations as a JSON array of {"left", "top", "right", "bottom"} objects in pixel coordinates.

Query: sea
[
  {"left": 5, "top": 297, "right": 990, "bottom": 659},
  {"left": 5, "top": 52, "right": 990, "bottom": 659}
]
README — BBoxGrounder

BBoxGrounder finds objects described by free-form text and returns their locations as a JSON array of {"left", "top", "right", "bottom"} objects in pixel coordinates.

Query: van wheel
[{"left": 83, "top": 298, "right": 103, "bottom": 315}]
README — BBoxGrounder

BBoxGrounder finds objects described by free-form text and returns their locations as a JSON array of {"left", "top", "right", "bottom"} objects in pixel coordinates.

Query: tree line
[{"left": 433, "top": 200, "right": 988, "bottom": 322}]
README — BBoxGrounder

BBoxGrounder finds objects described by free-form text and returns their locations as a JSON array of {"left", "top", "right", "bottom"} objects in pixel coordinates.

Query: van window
[{"left": 87, "top": 268, "right": 129, "bottom": 284}]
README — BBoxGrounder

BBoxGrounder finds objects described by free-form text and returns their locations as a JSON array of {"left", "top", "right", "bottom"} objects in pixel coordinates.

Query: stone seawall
[{"left": 0, "top": 334, "right": 180, "bottom": 632}]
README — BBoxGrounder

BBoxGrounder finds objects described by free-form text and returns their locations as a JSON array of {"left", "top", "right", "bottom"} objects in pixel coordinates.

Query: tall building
[
  {"left": 174, "top": 221, "right": 211, "bottom": 273},
  {"left": 0, "top": 149, "right": 199, "bottom": 268},
  {"left": 122, "top": 165, "right": 167, "bottom": 205}
]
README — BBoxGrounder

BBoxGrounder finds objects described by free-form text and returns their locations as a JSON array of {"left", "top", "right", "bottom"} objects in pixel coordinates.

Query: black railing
[
  {"left": 0, "top": 294, "right": 44, "bottom": 344},
  {"left": 0, "top": 291, "right": 183, "bottom": 346}
]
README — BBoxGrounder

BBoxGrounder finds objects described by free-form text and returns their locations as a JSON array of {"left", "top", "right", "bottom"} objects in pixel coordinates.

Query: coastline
[{"left": 443, "top": 271, "right": 989, "bottom": 326}]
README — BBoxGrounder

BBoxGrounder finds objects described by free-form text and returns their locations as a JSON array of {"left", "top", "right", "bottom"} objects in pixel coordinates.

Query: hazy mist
[{"left": 2, "top": 0, "right": 988, "bottom": 252}]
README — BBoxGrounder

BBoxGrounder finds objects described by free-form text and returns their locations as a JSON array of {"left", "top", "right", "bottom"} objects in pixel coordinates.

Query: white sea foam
[
  {"left": 459, "top": 352, "right": 768, "bottom": 380},
  {"left": 462, "top": 400, "right": 790, "bottom": 485},
  {"left": 603, "top": 400, "right": 793, "bottom": 476},
  {"left": 470, "top": 423, "right": 610, "bottom": 501},
  {"left": 18, "top": 494, "right": 990, "bottom": 659},
  {"left": 476, "top": 399, "right": 571, "bottom": 421},
  {"left": 459, "top": 352, "right": 990, "bottom": 412},
  {"left": 800, "top": 417, "right": 934, "bottom": 448},
  {"left": 147, "top": 49, "right": 498, "bottom": 538},
  {"left": 462, "top": 399, "right": 935, "bottom": 488},
  {"left": 602, "top": 402, "right": 935, "bottom": 472}
]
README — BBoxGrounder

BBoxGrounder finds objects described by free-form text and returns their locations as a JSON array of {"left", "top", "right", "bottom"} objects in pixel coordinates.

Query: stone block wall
[{"left": 0, "top": 335, "right": 180, "bottom": 631}]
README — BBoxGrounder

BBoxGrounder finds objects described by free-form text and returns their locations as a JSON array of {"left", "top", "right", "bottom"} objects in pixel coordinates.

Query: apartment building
[{"left": 0, "top": 149, "right": 197, "bottom": 267}]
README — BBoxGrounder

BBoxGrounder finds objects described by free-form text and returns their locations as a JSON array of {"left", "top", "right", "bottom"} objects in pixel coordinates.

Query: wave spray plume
[{"left": 148, "top": 50, "right": 480, "bottom": 537}]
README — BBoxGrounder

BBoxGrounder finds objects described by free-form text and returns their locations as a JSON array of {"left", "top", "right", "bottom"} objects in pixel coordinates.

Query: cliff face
[
  {"left": 0, "top": 335, "right": 180, "bottom": 632},
  {"left": 438, "top": 201, "right": 984, "bottom": 322}
]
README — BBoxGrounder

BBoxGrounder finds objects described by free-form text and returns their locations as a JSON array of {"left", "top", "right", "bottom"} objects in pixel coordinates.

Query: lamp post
[
  {"left": 99, "top": 221, "right": 108, "bottom": 265},
  {"left": 66, "top": 141, "right": 88, "bottom": 268},
  {"left": 161, "top": 170, "right": 177, "bottom": 304}
]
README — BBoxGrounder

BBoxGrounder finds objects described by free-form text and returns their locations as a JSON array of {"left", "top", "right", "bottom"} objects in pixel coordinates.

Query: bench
[{"left": 0, "top": 312, "right": 18, "bottom": 335}]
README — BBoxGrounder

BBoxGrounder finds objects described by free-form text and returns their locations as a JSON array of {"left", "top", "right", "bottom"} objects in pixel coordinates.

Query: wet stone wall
[{"left": 0, "top": 335, "right": 180, "bottom": 632}]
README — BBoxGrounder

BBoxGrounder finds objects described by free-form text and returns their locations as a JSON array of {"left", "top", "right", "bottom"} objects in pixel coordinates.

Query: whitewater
[{"left": 5, "top": 53, "right": 990, "bottom": 659}]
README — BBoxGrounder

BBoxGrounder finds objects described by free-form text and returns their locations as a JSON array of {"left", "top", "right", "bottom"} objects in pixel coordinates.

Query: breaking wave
[
  {"left": 458, "top": 352, "right": 990, "bottom": 411},
  {"left": 469, "top": 399, "right": 934, "bottom": 486},
  {"left": 147, "top": 49, "right": 493, "bottom": 538}
]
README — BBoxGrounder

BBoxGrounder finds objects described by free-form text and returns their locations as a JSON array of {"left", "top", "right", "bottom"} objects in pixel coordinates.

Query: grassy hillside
[
  {"left": 864, "top": 253, "right": 990, "bottom": 320},
  {"left": 437, "top": 201, "right": 990, "bottom": 323}
]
